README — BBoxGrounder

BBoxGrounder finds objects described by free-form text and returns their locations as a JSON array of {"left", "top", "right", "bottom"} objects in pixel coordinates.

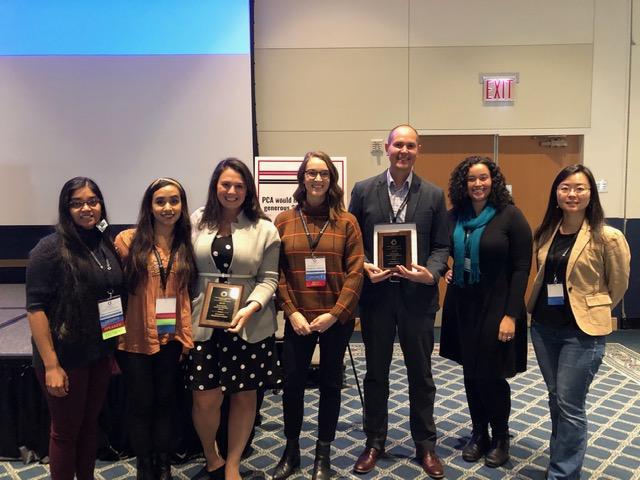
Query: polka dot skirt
[{"left": 185, "top": 329, "right": 282, "bottom": 393}]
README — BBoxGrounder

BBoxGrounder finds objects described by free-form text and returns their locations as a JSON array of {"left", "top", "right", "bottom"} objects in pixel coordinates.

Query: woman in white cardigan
[{"left": 187, "top": 158, "right": 281, "bottom": 480}]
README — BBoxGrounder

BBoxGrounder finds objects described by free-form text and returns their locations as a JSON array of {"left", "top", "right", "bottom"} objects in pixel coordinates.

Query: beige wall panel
[
  {"left": 255, "top": 48, "right": 409, "bottom": 132},
  {"left": 583, "top": 0, "right": 630, "bottom": 218},
  {"left": 410, "top": 0, "right": 593, "bottom": 47},
  {"left": 408, "top": 45, "right": 592, "bottom": 130},
  {"left": 257, "top": 130, "right": 394, "bottom": 195},
  {"left": 628, "top": 0, "right": 640, "bottom": 218},
  {"left": 254, "top": 0, "right": 409, "bottom": 49}
]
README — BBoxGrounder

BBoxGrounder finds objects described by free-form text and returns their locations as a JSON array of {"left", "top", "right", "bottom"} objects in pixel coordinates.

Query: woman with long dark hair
[
  {"left": 115, "top": 178, "right": 196, "bottom": 479},
  {"left": 187, "top": 158, "right": 281, "bottom": 480},
  {"left": 528, "top": 164, "right": 630, "bottom": 479},
  {"left": 26, "top": 177, "right": 125, "bottom": 480},
  {"left": 440, "top": 157, "right": 532, "bottom": 468},
  {"left": 272, "top": 151, "right": 364, "bottom": 480}
]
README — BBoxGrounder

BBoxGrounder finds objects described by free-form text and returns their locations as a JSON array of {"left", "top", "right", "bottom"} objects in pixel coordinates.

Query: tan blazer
[{"left": 527, "top": 221, "right": 631, "bottom": 336}]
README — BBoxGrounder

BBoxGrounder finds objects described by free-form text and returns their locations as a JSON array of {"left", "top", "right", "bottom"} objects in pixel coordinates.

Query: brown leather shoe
[
  {"left": 353, "top": 447, "right": 383, "bottom": 474},
  {"left": 418, "top": 450, "right": 444, "bottom": 479}
]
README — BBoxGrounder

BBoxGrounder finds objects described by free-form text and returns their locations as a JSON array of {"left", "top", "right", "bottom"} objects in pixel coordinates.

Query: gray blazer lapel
[
  {"left": 376, "top": 174, "right": 392, "bottom": 222},
  {"left": 404, "top": 175, "right": 422, "bottom": 222}
]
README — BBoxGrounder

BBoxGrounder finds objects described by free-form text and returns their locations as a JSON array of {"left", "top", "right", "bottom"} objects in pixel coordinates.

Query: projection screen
[{"left": 0, "top": 1, "right": 254, "bottom": 225}]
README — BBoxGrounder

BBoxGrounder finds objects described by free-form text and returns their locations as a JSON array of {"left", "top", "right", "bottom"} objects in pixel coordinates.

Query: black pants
[
  {"left": 119, "top": 341, "right": 182, "bottom": 455},
  {"left": 360, "top": 287, "right": 437, "bottom": 453},
  {"left": 282, "top": 319, "right": 354, "bottom": 442},
  {"left": 463, "top": 375, "right": 510, "bottom": 438}
]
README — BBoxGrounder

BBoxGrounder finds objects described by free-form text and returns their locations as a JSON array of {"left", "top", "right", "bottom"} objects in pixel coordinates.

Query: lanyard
[
  {"left": 153, "top": 247, "right": 176, "bottom": 293},
  {"left": 298, "top": 208, "right": 330, "bottom": 253},
  {"left": 389, "top": 190, "right": 410, "bottom": 224},
  {"left": 86, "top": 243, "right": 115, "bottom": 297},
  {"left": 552, "top": 245, "right": 572, "bottom": 284},
  {"left": 88, "top": 247, "right": 111, "bottom": 271}
]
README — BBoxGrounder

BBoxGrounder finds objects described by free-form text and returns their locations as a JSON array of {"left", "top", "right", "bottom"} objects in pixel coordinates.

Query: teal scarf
[{"left": 452, "top": 204, "right": 496, "bottom": 286}]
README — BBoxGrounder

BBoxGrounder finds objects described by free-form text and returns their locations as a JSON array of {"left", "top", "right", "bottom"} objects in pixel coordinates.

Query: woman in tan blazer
[{"left": 527, "top": 164, "right": 630, "bottom": 480}]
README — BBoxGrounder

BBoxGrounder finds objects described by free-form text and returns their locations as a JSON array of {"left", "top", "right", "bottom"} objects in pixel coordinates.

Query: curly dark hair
[
  {"left": 199, "top": 158, "right": 268, "bottom": 229},
  {"left": 448, "top": 156, "right": 513, "bottom": 215},
  {"left": 292, "top": 151, "right": 345, "bottom": 221},
  {"left": 124, "top": 178, "right": 197, "bottom": 294},
  {"left": 534, "top": 164, "right": 605, "bottom": 248}
]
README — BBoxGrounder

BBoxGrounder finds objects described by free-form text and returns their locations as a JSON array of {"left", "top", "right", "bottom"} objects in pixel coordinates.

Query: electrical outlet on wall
[
  {"left": 370, "top": 139, "right": 384, "bottom": 155},
  {"left": 596, "top": 179, "right": 607, "bottom": 193}
]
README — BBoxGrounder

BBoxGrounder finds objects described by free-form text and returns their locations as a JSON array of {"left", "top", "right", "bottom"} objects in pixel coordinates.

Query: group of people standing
[{"left": 26, "top": 124, "right": 630, "bottom": 480}]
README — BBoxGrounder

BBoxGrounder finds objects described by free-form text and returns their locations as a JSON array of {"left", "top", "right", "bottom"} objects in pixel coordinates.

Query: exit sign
[{"left": 480, "top": 73, "right": 519, "bottom": 105}]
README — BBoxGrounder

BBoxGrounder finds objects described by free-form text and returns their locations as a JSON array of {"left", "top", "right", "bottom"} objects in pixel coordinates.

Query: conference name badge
[
  {"left": 98, "top": 296, "right": 126, "bottom": 339},
  {"left": 464, "top": 257, "right": 472, "bottom": 272},
  {"left": 305, "top": 256, "right": 327, "bottom": 287},
  {"left": 546, "top": 283, "right": 565, "bottom": 306},
  {"left": 156, "top": 297, "right": 177, "bottom": 334}
]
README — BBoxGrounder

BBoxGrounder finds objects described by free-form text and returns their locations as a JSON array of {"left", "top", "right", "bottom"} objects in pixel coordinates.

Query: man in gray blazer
[{"left": 348, "top": 124, "right": 449, "bottom": 479}]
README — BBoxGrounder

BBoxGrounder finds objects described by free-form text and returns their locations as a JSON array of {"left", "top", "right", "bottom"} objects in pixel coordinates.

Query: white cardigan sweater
[{"left": 190, "top": 208, "right": 281, "bottom": 343}]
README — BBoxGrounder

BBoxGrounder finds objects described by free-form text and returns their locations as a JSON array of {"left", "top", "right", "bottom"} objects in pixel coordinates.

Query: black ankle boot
[
  {"left": 484, "top": 436, "right": 510, "bottom": 468},
  {"left": 271, "top": 439, "right": 300, "bottom": 480},
  {"left": 136, "top": 454, "right": 155, "bottom": 480},
  {"left": 311, "top": 440, "right": 331, "bottom": 480},
  {"left": 156, "top": 452, "right": 172, "bottom": 480},
  {"left": 462, "top": 430, "right": 490, "bottom": 462}
]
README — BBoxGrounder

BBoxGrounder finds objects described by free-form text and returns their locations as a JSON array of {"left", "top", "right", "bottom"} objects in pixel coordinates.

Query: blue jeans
[{"left": 531, "top": 322, "right": 605, "bottom": 480}]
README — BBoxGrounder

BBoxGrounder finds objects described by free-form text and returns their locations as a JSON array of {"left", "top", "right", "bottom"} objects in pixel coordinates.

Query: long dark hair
[
  {"left": 534, "top": 164, "right": 605, "bottom": 249},
  {"left": 125, "top": 178, "right": 197, "bottom": 294},
  {"left": 199, "top": 158, "right": 268, "bottom": 229},
  {"left": 53, "top": 177, "right": 118, "bottom": 341},
  {"left": 448, "top": 156, "right": 513, "bottom": 216},
  {"left": 292, "top": 151, "right": 345, "bottom": 221}
]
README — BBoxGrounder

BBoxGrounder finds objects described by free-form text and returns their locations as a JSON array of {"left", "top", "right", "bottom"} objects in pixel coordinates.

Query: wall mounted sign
[
  {"left": 480, "top": 73, "right": 519, "bottom": 106},
  {"left": 254, "top": 157, "right": 347, "bottom": 221}
]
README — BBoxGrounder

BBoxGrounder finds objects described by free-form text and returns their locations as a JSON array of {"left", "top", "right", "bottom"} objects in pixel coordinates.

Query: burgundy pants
[{"left": 36, "top": 356, "right": 112, "bottom": 480}]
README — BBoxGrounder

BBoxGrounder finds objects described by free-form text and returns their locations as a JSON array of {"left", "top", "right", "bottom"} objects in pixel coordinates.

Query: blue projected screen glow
[
  {"left": 0, "top": 1, "right": 250, "bottom": 55},
  {"left": 0, "top": 0, "right": 254, "bottom": 225}
]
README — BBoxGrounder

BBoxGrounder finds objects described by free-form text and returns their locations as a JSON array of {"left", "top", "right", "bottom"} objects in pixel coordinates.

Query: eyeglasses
[
  {"left": 69, "top": 198, "right": 100, "bottom": 209},
  {"left": 304, "top": 170, "right": 330, "bottom": 180},
  {"left": 557, "top": 185, "right": 590, "bottom": 195}
]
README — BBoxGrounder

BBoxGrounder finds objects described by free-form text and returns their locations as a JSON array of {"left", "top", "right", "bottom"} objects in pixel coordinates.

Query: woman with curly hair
[
  {"left": 26, "top": 177, "right": 125, "bottom": 480},
  {"left": 115, "top": 178, "right": 197, "bottom": 479},
  {"left": 527, "top": 165, "right": 629, "bottom": 479},
  {"left": 440, "top": 157, "right": 532, "bottom": 468}
]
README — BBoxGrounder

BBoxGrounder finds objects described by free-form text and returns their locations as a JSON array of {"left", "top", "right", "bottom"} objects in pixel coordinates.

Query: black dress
[{"left": 440, "top": 204, "right": 533, "bottom": 379}]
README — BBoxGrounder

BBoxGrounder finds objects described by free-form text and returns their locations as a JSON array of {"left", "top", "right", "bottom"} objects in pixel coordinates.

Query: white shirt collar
[{"left": 386, "top": 169, "right": 413, "bottom": 189}]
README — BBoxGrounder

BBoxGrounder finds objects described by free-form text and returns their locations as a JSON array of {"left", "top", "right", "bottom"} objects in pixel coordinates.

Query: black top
[
  {"left": 211, "top": 234, "right": 233, "bottom": 283},
  {"left": 440, "top": 204, "right": 533, "bottom": 378},
  {"left": 532, "top": 231, "right": 579, "bottom": 328},
  {"left": 26, "top": 230, "right": 125, "bottom": 370}
]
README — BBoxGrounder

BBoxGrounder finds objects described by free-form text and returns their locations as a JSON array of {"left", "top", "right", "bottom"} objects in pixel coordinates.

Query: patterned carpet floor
[{"left": 1, "top": 343, "right": 639, "bottom": 480}]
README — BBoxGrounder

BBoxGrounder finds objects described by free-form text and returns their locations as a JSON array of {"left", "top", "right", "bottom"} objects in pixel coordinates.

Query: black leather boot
[
  {"left": 271, "top": 439, "right": 300, "bottom": 480},
  {"left": 311, "top": 440, "right": 331, "bottom": 480},
  {"left": 136, "top": 454, "right": 155, "bottom": 480},
  {"left": 156, "top": 452, "right": 172, "bottom": 480},
  {"left": 462, "top": 430, "right": 490, "bottom": 462},
  {"left": 484, "top": 435, "right": 510, "bottom": 468}
]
